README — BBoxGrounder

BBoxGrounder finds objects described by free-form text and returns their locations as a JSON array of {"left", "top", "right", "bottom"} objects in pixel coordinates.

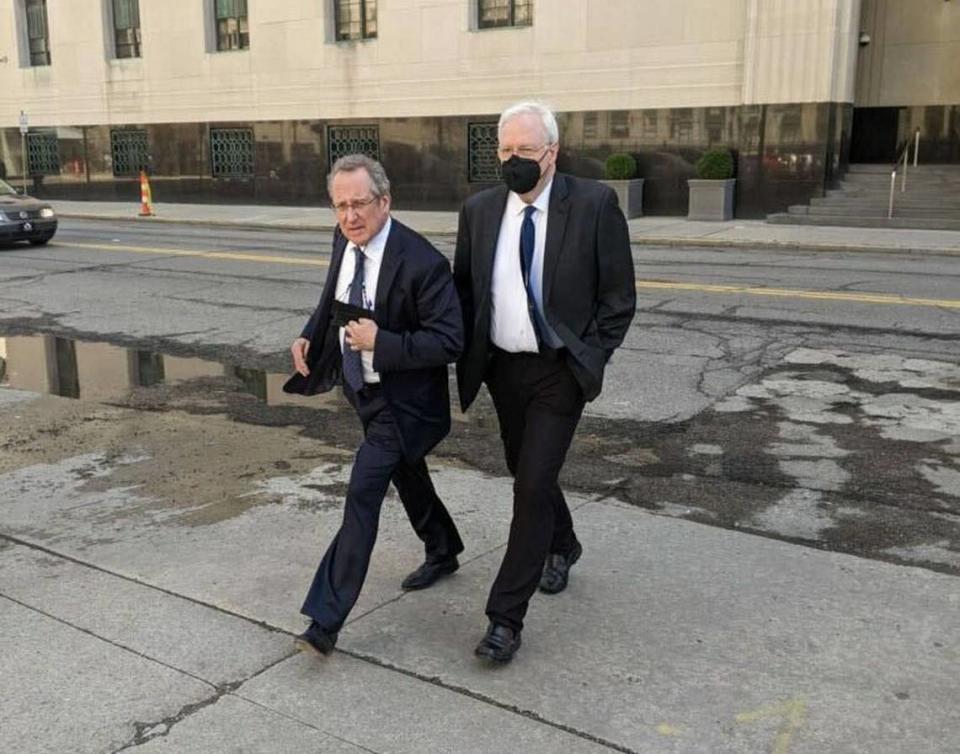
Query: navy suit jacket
[
  {"left": 284, "top": 220, "right": 464, "bottom": 462},
  {"left": 454, "top": 173, "right": 636, "bottom": 411}
]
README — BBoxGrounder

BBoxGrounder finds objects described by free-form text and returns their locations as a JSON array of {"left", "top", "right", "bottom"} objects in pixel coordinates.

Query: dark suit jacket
[
  {"left": 284, "top": 220, "right": 464, "bottom": 462},
  {"left": 453, "top": 173, "right": 636, "bottom": 410}
]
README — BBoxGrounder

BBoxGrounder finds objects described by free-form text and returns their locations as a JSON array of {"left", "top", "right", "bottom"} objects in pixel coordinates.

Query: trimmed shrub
[
  {"left": 695, "top": 149, "right": 735, "bottom": 180},
  {"left": 604, "top": 153, "right": 638, "bottom": 180}
]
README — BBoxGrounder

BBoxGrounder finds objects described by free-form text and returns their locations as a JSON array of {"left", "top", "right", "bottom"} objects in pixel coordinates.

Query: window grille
[
  {"left": 478, "top": 0, "right": 532, "bottom": 29},
  {"left": 641, "top": 112, "right": 659, "bottom": 140},
  {"left": 210, "top": 128, "right": 255, "bottom": 177},
  {"left": 327, "top": 125, "right": 380, "bottom": 166},
  {"left": 468, "top": 123, "right": 501, "bottom": 182},
  {"left": 670, "top": 109, "right": 694, "bottom": 143},
  {"left": 705, "top": 109, "right": 725, "bottom": 144},
  {"left": 779, "top": 111, "right": 802, "bottom": 143},
  {"left": 26, "top": 132, "right": 60, "bottom": 175},
  {"left": 111, "top": 129, "right": 149, "bottom": 176},
  {"left": 25, "top": 0, "right": 51, "bottom": 66},
  {"left": 610, "top": 111, "right": 630, "bottom": 139},
  {"left": 54, "top": 338, "right": 80, "bottom": 399},
  {"left": 215, "top": 0, "right": 249, "bottom": 51},
  {"left": 135, "top": 352, "right": 165, "bottom": 387},
  {"left": 112, "top": 0, "right": 141, "bottom": 58},
  {"left": 583, "top": 112, "right": 599, "bottom": 140},
  {"left": 334, "top": 0, "right": 377, "bottom": 41}
]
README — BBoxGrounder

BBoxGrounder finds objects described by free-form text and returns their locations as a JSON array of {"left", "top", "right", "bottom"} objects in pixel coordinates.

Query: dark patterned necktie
[
  {"left": 518, "top": 205, "right": 544, "bottom": 345},
  {"left": 341, "top": 245, "right": 365, "bottom": 392}
]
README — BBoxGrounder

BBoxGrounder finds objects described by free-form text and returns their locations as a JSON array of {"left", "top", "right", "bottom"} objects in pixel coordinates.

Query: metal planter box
[
  {"left": 601, "top": 178, "right": 644, "bottom": 219},
  {"left": 687, "top": 178, "right": 736, "bottom": 221}
]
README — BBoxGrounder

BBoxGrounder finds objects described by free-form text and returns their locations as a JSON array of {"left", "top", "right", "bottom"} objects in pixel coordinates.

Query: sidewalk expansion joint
[
  {"left": 2, "top": 531, "right": 629, "bottom": 750},
  {"left": 0, "top": 590, "right": 222, "bottom": 696},
  {"left": 0, "top": 532, "right": 290, "bottom": 637},
  {"left": 337, "top": 647, "right": 638, "bottom": 754}
]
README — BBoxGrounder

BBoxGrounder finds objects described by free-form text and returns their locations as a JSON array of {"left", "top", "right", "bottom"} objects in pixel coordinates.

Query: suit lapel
[
  {"left": 542, "top": 173, "right": 570, "bottom": 309},
  {"left": 375, "top": 219, "right": 403, "bottom": 317},
  {"left": 321, "top": 228, "right": 349, "bottom": 311},
  {"left": 478, "top": 186, "right": 510, "bottom": 301}
]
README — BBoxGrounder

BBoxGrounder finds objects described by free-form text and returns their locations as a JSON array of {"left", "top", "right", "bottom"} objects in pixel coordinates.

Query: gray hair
[
  {"left": 327, "top": 154, "right": 391, "bottom": 197},
  {"left": 498, "top": 101, "right": 559, "bottom": 145}
]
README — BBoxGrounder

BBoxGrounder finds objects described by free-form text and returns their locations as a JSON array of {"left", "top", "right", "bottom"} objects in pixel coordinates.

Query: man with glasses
[
  {"left": 285, "top": 154, "right": 465, "bottom": 656},
  {"left": 454, "top": 102, "right": 636, "bottom": 663}
]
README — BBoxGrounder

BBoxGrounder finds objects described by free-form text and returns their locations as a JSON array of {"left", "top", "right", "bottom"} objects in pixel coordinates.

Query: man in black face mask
[{"left": 454, "top": 101, "right": 636, "bottom": 663}]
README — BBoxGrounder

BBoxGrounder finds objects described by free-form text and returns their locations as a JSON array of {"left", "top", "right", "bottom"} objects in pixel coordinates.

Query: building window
[
  {"left": 326, "top": 125, "right": 380, "bottom": 166},
  {"left": 705, "top": 108, "right": 724, "bottom": 144},
  {"left": 610, "top": 111, "right": 630, "bottom": 139},
  {"left": 215, "top": 0, "right": 249, "bottom": 51},
  {"left": 25, "top": 0, "right": 51, "bottom": 67},
  {"left": 583, "top": 112, "right": 599, "bottom": 140},
  {"left": 112, "top": 0, "right": 141, "bottom": 59},
  {"left": 779, "top": 110, "right": 802, "bottom": 144},
  {"left": 641, "top": 111, "right": 659, "bottom": 140},
  {"left": 334, "top": 0, "right": 377, "bottom": 41},
  {"left": 670, "top": 109, "right": 694, "bottom": 143},
  {"left": 210, "top": 128, "right": 254, "bottom": 177},
  {"left": 478, "top": 0, "right": 532, "bottom": 29},
  {"left": 54, "top": 338, "right": 80, "bottom": 399},
  {"left": 26, "top": 132, "right": 60, "bottom": 175},
  {"left": 110, "top": 129, "right": 149, "bottom": 176},
  {"left": 468, "top": 123, "right": 500, "bottom": 182}
]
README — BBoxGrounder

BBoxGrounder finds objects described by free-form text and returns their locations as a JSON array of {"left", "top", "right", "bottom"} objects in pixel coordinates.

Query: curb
[{"left": 57, "top": 212, "right": 960, "bottom": 256}]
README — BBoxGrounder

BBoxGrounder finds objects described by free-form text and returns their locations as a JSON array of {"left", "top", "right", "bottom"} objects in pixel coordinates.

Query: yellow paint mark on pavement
[
  {"left": 656, "top": 723, "right": 683, "bottom": 737},
  {"left": 736, "top": 698, "right": 807, "bottom": 754},
  {"left": 60, "top": 241, "right": 330, "bottom": 268},
  {"left": 53, "top": 243, "right": 960, "bottom": 310},
  {"left": 636, "top": 280, "right": 960, "bottom": 309}
]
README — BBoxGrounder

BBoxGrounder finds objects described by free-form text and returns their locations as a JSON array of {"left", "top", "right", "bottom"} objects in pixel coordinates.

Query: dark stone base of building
[{"left": 1, "top": 104, "right": 956, "bottom": 218}]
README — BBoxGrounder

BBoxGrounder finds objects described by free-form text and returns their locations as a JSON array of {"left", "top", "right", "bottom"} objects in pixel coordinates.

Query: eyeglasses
[
  {"left": 497, "top": 144, "right": 551, "bottom": 160},
  {"left": 331, "top": 195, "right": 380, "bottom": 214}
]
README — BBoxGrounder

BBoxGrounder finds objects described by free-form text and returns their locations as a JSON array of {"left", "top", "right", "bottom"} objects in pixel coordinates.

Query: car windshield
[{"left": 0, "top": 179, "right": 18, "bottom": 196}]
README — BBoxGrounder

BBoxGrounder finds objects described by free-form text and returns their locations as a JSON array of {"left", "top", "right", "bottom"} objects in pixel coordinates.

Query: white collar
[
  {"left": 349, "top": 216, "right": 392, "bottom": 260},
  {"left": 507, "top": 178, "right": 554, "bottom": 217}
]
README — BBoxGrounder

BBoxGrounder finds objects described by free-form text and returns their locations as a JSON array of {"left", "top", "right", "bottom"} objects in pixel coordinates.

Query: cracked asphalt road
[{"left": 1, "top": 219, "right": 959, "bottom": 753}]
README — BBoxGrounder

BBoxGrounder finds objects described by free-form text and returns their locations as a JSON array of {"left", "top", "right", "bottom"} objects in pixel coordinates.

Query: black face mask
[{"left": 501, "top": 154, "right": 543, "bottom": 194}]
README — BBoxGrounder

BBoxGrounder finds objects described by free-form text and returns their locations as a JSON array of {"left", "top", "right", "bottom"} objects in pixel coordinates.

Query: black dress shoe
[
  {"left": 294, "top": 621, "right": 337, "bottom": 656},
  {"left": 539, "top": 541, "right": 583, "bottom": 594},
  {"left": 474, "top": 622, "right": 521, "bottom": 664},
  {"left": 400, "top": 556, "right": 459, "bottom": 591}
]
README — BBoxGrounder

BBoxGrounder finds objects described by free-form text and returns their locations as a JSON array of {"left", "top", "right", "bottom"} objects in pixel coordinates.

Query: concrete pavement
[
  {"left": 49, "top": 199, "right": 960, "bottom": 255},
  {"left": 1, "top": 381, "right": 958, "bottom": 753}
]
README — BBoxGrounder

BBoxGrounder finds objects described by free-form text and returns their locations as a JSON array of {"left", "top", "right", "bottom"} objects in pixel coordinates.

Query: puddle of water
[{"left": 0, "top": 333, "right": 348, "bottom": 412}]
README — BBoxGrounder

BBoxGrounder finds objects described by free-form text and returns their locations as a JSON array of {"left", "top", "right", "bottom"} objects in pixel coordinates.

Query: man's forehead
[{"left": 331, "top": 170, "right": 374, "bottom": 194}]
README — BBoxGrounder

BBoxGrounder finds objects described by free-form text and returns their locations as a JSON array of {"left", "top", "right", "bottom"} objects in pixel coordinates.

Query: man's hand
[
  {"left": 345, "top": 318, "right": 378, "bottom": 352},
  {"left": 291, "top": 337, "right": 311, "bottom": 376}
]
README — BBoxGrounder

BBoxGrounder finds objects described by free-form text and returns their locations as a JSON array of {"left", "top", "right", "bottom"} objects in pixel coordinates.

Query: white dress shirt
[
  {"left": 334, "top": 217, "right": 391, "bottom": 384},
  {"left": 490, "top": 179, "right": 555, "bottom": 352}
]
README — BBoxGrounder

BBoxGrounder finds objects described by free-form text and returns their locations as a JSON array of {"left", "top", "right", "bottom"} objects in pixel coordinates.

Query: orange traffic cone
[{"left": 138, "top": 170, "right": 154, "bottom": 217}]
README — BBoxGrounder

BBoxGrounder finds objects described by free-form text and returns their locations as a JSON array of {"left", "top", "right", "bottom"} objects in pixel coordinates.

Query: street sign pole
[{"left": 19, "top": 111, "right": 28, "bottom": 194}]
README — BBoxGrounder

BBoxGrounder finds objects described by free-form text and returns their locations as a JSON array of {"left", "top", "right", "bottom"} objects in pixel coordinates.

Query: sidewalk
[
  {"left": 50, "top": 199, "right": 960, "bottom": 254},
  {"left": 2, "top": 386, "right": 958, "bottom": 752}
]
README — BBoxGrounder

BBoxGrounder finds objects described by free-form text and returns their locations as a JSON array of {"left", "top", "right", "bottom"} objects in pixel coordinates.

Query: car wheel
[{"left": 29, "top": 234, "right": 54, "bottom": 246}]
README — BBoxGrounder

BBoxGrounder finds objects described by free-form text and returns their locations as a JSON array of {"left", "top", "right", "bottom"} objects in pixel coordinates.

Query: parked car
[{"left": 0, "top": 179, "right": 57, "bottom": 245}]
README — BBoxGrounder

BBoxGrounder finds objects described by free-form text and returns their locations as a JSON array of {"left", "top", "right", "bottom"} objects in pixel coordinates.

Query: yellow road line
[
  {"left": 54, "top": 242, "right": 960, "bottom": 309},
  {"left": 61, "top": 241, "right": 329, "bottom": 268},
  {"left": 636, "top": 280, "right": 960, "bottom": 309}
]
